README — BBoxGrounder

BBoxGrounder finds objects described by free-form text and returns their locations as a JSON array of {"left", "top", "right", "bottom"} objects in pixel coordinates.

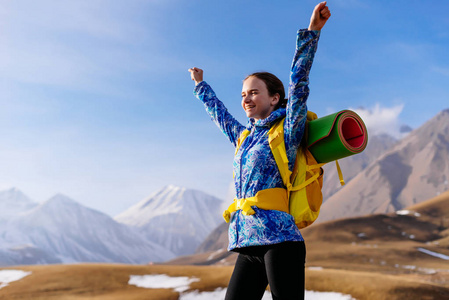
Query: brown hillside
[
  {"left": 164, "top": 189, "right": 449, "bottom": 299},
  {"left": 302, "top": 189, "right": 449, "bottom": 275},
  {"left": 406, "top": 189, "right": 449, "bottom": 219},
  {"left": 322, "top": 133, "right": 397, "bottom": 200}
]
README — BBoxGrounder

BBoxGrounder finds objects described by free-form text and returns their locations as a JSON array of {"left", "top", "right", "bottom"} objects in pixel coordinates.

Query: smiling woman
[
  {"left": 187, "top": 2, "right": 331, "bottom": 300},
  {"left": 241, "top": 72, "right": 286, "bottom": 120}
]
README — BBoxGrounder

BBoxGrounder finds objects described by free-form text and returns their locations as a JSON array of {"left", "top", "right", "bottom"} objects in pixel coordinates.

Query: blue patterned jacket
[{"left": 194, "top": 29, "right": 320, "bottom": 250}]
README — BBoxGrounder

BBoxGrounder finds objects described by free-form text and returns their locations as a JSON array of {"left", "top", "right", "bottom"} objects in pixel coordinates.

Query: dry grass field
[
  {"left": 1, "top": 263, "right": 449, "bottom": 300},
  {"left": 2, "top": 192, "right": 449, "bottom": 299},
  {"left": 168, "top": 190, "right": 449, "bottom": 299},
  {"left": 0, "top": 264, "right": 232, "bottom": 300}
]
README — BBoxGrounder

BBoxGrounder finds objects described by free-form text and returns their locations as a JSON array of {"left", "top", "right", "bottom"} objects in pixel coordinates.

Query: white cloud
[{"left": 349, "top": 103, "right": 406, "bottom": 139}]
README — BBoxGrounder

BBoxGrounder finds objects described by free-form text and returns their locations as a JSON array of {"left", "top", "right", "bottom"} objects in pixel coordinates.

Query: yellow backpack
[{"left": 223, "top": 111, "right": 344, "bottom": 229}]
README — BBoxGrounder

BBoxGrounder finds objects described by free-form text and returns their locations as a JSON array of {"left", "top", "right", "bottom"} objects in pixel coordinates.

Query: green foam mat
[{"left": 306, "top": 110, "right": 368, "bottom": 163}]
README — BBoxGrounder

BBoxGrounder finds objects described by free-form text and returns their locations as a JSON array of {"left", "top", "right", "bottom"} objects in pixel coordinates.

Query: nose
[{"left": 243, "top": 95, "right": 251, "bottom": 103}]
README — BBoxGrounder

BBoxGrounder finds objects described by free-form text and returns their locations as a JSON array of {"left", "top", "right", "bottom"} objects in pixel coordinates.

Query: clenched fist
[
  {"left": 309, "top": 1, "right": 331, "bottom": 31},
  {"left": 188, "top": 67, "right": 204, "bottom": 85}
]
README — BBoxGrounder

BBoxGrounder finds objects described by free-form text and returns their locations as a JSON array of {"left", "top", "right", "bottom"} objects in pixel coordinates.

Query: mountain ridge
[
  {"left": 115, "top": 185, "right": 225, "bottom": 256},
  {"left": 0, "top": 190, "right": 175, "bottom": 266},
  {"left": 319, "top": 108, "right": 449, "bottom": 222}
]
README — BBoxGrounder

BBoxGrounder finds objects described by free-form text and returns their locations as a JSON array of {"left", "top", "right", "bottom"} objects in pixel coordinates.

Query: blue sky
[{"left": 1, "top": 0, "right": 448, "bottom": 216}]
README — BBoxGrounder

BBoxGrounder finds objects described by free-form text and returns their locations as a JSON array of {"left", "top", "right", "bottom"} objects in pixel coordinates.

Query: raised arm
[
  {"left": 284, "top": 2, "right": 331, "bottom": 169},
  {"left": 188, "top": 67, "right": 245, "bottom": 147}
]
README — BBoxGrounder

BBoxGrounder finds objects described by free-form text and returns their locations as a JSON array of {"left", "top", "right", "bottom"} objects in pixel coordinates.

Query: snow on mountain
[
  {"left": 0, "top": 188, "right": 37, "bottom": 223},
  {"left": 115, "top": 185, "right": 225, "bottom": 256},
  {"left": 0, "top": 194, "right": 175, "bottom": 266}
]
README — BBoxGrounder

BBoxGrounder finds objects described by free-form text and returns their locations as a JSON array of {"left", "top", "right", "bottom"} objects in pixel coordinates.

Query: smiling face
[{"left": 241, "top": 76, "right": 279, "bottom": 121}]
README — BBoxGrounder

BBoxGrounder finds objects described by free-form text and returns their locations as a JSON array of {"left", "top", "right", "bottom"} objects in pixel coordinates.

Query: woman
[{"left": 188, "top": 2, "right": 330, "bottom": 299}]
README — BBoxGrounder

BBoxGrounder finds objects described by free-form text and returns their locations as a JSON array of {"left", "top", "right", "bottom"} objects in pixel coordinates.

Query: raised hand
[
  {"left": 308, "top": 1, "right": 331, "bottom": 31},
  {"left": 188, "top": 67, "right": 204, "bottom": 85}
]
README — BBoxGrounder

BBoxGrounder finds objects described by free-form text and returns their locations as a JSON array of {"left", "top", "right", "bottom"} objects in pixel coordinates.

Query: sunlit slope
[{"left": 320, "top": 109, "right": 449, "bottom": 222}]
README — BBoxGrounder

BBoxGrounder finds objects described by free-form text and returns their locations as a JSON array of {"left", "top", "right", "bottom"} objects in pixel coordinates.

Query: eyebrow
[{"left": 242, "top": 89, "right": 259, "bottom": 95}]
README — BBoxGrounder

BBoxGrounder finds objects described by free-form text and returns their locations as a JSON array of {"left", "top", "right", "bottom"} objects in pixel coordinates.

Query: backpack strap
[
  {"left": 223, "top": 188, "right": 289, "bottom": 222},
  {"left": 235, "top": 129, "right": 251, "bottom": 155},
  {"left": 224, "top": 113, "right": 344, "bottom": 223},
  {"left": 291, "top": 162, "right": 326, "bottom": 192},
  {"left": 233, "top": 129, "right": 251, "bottom": 178},
  {"left": 268, "top": 118, "right": 293, "bottom": 192},
  {"left": 268, "top": 115, "right": 337, "bottom": 195},
  {"left": 335, "top": 160, "right": 345, "bottom": 186}
]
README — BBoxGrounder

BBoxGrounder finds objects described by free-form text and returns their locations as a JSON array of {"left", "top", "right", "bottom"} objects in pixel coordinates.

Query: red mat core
[{"left": 341, "top": 118, "right": 365, "bottom": 148}]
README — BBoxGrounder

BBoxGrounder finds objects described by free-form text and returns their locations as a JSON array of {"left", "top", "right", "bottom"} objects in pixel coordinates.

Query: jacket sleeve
[
  {"left": 194, "top": 81, "right": 246, "bottom": 147},
  {"left": 284, "top": 29, "right": 321, "bottom": 169}
]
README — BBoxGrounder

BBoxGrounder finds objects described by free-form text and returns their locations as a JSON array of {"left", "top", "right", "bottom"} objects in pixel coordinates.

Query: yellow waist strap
[{"left": 223, "top": 188, "right": 289, "bottom": 223}]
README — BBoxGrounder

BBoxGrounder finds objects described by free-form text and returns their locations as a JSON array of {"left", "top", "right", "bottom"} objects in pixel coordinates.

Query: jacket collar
[{"left": 245, "top": 108, "right": 286, "bottom": 130}]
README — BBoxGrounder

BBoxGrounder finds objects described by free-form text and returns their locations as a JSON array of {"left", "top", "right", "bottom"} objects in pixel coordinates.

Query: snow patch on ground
[
  {"left": 307, "top": 266, "right": 324, "bottom": 271},
  {"left": 418, "top": 248, "right": 449, "bottom": 260},
  {"left": 396, "top": 210, "right": 421, "bottom": 217},
  {"left": 180, "top": 288, "right": 355, "bottom": 300},
  {"left": 305, "top": 290, "right": 356, "bottom": 300},
  {"left": 179, "top": 288, "right": 272, "bottom": 300},
  {"left": 0, "top": 270, "right": 31, "bottom": 289},
  {"left": 128, "top": 274, "right": 199, "bottom": 292},
  {"left": 129, "top": 274, "right": 356, "bottom": 299}
]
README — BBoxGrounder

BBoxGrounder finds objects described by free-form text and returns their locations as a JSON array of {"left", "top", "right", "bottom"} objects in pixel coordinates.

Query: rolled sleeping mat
[{"left": 306, "top": 110, "right": 368, "bottom": 163}]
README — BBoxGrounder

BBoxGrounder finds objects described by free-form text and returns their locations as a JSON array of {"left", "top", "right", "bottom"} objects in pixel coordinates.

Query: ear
[{"left": 271, "top": 93, "right": 280, "bottom": 107}]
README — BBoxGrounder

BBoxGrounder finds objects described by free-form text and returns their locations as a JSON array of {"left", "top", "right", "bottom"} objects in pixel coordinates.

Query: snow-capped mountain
[
  {"left": 0, "top": 188, "right": 37, "bottom": 223},
  {"left": 115, "top": 185, "right": 225, "bottom": 256},
  {"left": 0, "top": 193, "right": 175, "bottom": 266}
]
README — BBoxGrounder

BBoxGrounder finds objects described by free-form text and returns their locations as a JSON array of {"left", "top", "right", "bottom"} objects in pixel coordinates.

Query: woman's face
[{"left": 241, "top": 76, "right": 279, "bottom": 121}]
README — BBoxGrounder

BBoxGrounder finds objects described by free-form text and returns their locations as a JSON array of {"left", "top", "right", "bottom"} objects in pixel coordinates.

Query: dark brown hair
[{"left": 244, "top": 72, "right": 287, "bottom": 110}]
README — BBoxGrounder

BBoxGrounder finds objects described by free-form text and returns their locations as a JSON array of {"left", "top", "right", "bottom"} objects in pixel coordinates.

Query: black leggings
[{"left": 225, "top": 241, "right": 306, "bottom": 300}]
